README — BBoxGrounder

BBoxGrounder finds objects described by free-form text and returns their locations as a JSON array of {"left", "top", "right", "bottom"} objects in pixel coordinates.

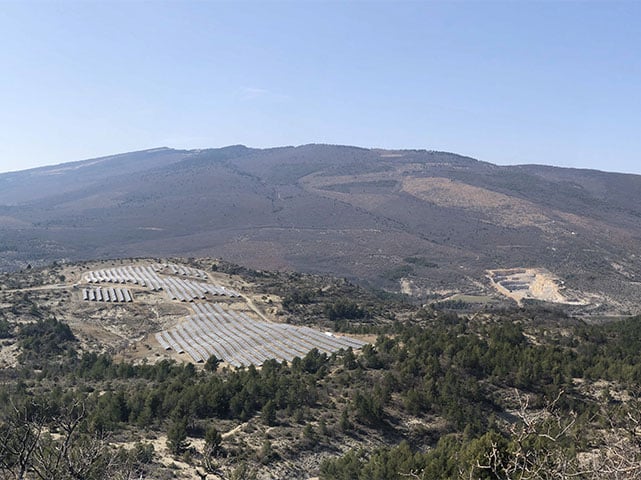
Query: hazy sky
[{"left": 1, "top": 1, "right": 640, "bottom": 175}]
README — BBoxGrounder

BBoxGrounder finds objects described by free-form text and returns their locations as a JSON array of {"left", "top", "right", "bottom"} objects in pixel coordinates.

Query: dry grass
[{"left": 402, "top": 177, "right": 554, "bottom": 229}]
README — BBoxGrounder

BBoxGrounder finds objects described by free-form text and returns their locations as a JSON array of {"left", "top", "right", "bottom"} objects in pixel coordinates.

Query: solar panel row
[
  {"left": 82, "top": 287, "right": 133, "bottom": 303},
  {"left": 158, "top": 303, "right": 366, "bottom": 366}
]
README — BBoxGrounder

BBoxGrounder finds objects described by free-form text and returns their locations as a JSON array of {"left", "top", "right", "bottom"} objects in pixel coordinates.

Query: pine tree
[{"left": 167, "top": 417, "right": 189, "bottom": 455}]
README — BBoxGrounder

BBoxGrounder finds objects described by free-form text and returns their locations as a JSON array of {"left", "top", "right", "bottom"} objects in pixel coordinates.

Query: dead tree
[
  {"left": 0, "top": 398, "right": 140, "bottom": 480},
  {"left": 0, "top": 399, "right": 46, "bottom": 480}
]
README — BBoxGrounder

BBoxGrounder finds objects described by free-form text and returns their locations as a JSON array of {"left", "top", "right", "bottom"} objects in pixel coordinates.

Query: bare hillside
[{"left": 1, "top": 144, "right": 641, "bottom": 315}]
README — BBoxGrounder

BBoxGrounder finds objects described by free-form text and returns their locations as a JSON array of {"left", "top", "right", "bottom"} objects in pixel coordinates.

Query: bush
[
  {"left": 18, "top": 317, "right": 76, "bottom": 360},
  {"left": 167, "top": 417, "right": 189, "bottom": 455},
  {"left": 0, "top": 318, "right": 12, "bottom": 339},
  {"left": 325, "top": 299, "right": 367, "bottom": 321},
  {"left": 205, "top": 355, "right": 220, "bottom": 372},
  {"left": 282, "top": 289, "right": 314, "bottom": 311}
]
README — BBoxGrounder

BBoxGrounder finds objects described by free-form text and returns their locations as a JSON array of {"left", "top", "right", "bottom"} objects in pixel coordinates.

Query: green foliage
[
  {"left": 339, "top": 408, "right": 352, "bottom": 433},
  {"left": 29, "top": 303, "right": 43, "bottom": 319},
  {"left": 7, "top": 284, "right": 641, "bottom": 479},
  {"left": 434, "top": 299, "right": 469, "bottom": 310},
  {"left": 325, "top": 299, "right": 367, "bottom": 321},
  {"left": 0, "top": 317, "right": 12, "bottom": 339},
  {"left": 129, "top": 441, "right": 155, "bottom": 465},
  {"left": 320, "top": 441, "right": 431, "bottom": 480},
  {"left": 403, "top": 256, "right": 438, "bottom": 268},
  {"left": 257, "top": 439, "right": 276, "bottom": 464},
  {"left": 302, "top": 423, "right": 319, "bottom": 449},
  {"left": 342, "top": 347, "right": 359, "bottom": 370},
  {"left": 0, "top": 397, "right": 142, "bottom": 480},
  {"left": 204, "top": 425, "right": 223, "bottom": 456},
  {"left": 18, "top": 317, "right": 76, "bottom": 361},
  {"left": 205, "top": 354, "right": 220, "bottom": 372},
  {"left": 261, "top": 400, "right": 277, "bottom": 426},
  {"left": 320, "top": 315, "right": 641, "bottom": 477},
  {"left": 320, "top": 434, "right": 508, "bottom": 480},
  {"left": 320, "top": 449, "right": 365, "bottom": 479},
  {"left": 354, "top": 389, "right": 386, "bottom": 426},
  {"left": 319, "top": 418, "right": 328, "bottom": 437},
  {"left": 282, "top": 289, "right": 314, "bottom": 311},
  {"left": 360, "top": 344, "right": 385, "bottom": 369},
  {"left": 167, "top": 417, "right": 189, "bottom": 455},
  {"left": 229, "top": 462, "right": 257, "bottom": 480},
  {"left": 300, "top": 348, "right": 328, "bottom": 375},
  {"left": 380, "top": 265, "right": 414, "bottom": 281}
]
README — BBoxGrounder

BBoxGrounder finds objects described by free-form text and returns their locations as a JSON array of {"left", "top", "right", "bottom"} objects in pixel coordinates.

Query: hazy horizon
[{"left": 2, "top": 142, "right": 640, "bottom": 178}]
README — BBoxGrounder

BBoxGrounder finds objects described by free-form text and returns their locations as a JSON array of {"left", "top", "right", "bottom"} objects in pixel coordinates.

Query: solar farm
[
  {"left": 79, "top": 262, "right": 366, "bottom": 366},
  {"left": 155, "top": 303, "right": 365, "bottom": 366},
  {"left": 83, "top": 264, "right": 240, "bottom": 301}
]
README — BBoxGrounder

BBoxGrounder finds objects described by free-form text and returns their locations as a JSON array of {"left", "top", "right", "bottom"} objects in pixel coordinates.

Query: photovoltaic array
[
  {"left": 83, "top": 265, "right": 240, "bottom": 301},
  {"left": 81, "top": 262, "right": 366, "bottom": 367},
  {"left": 155, "top": 303, "right": 365, "bottom": 366}
]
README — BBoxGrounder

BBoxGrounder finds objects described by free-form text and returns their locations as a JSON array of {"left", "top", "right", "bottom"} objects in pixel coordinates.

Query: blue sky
[{"left": 1, "top": 1, "right": 640, "bottom": 175}]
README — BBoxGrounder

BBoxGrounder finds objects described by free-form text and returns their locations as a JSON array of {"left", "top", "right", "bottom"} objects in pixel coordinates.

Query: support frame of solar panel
[
  {"left": 222, "top": 309, "right": 302, "bottom": 360},
  {"left": 208, "top": 304, "right": 320, "bottom": 362},
  {"left": 155, "top": 332, "right": 171, "bottom": 350},
  {"left": 175, "top": 327, "right": 208, "bottom": 362},
  {"left": 194, "top": 308, "right": 260, "bottom": 366},
  {"left": 224, "top": 309, "right": 308, "bottom": 360},
  {"left": 170, "top": 329, "right": 200, "bottom": 360},
  {"left": 203, "top": 305, "right": 306, "bottom": 361},
  {"left": 162, "top": 331, "right": 185, "bottom": 354},
  {"left": 184, "top": 317, "right": 231, "bottom": 363},
  {"left": 196, "top": 312, "right": 258, "bottom": 366},
  {"left": 205, "top": 303, "right": 363, "bottom": 365}
]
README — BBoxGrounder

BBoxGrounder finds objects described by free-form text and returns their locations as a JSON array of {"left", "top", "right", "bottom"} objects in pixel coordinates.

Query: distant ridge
[{"left": 1, "top": 144, "right": 641, "bottom": 315}]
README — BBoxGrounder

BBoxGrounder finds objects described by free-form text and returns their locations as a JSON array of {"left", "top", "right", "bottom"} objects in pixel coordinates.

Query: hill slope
[
  {"left": 3, "top": 259, "right": 641, "bottom": 479},
  {"left": 2, "top": 144, "right": 641, "bottom": 314}
]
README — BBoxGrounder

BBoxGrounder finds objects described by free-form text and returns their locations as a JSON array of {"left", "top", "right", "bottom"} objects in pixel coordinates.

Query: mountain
[{"left": 2, "top": 144, "right": 641, "bottom": 314}]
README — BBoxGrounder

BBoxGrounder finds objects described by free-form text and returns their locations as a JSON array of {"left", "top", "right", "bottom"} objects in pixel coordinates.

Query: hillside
[
  {"left": 2, "top": 145, "right": 641, "bottom": 315},
  {"left": 3, "top": 259, "right": 641, "bottom": 479}
]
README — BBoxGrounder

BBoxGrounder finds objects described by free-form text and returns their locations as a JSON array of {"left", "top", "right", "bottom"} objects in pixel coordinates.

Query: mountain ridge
[{"left": 1, "top": 144, "right": 641, "bottom": 315}]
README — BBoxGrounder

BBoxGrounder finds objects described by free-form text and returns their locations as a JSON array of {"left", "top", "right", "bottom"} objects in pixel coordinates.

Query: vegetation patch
[{"left": 2, "top": 260, "right": 641, "bottom": 478}]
